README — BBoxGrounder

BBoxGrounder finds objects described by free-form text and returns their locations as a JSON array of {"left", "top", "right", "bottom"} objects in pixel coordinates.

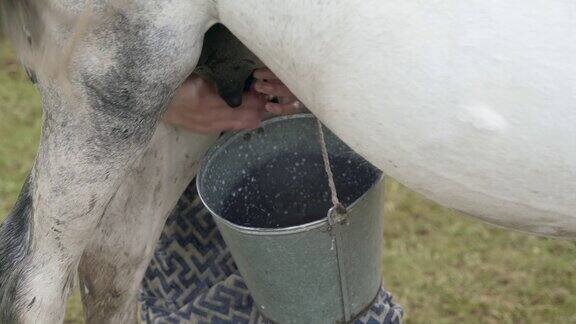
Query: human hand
[
  {"left": 163, "top": 75, "right": 267, "bottom": 134},
  {"left": 253, "top": 68, "right": 305, "bottom": 115}
]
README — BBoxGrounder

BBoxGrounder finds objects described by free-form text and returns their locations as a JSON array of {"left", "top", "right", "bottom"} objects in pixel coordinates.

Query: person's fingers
[
  {"left": 253, "top": 68, "right": 278, "bottom": 81},
  {"left": 171, "top": 102, "right": 262, "bottom": 134},
  {"left": 231, "top": 92, "right": 268, "bottom": 129},
  {"left": 207, "top": 93, "right": 266, "bottom": 131},
  {"left": 179, "top": 123, "right": 220, "bottom": 134},
  {"left": 254, "top": 80, "right": 294, "bottom": 98},
  {"left": 164, "top": 112, "right": 223, "bottom": 134},
  {"left": 202, "top": 109, "right": 253, "bottom": 131},
  {"left": 240, "top": 90, "right": 268, "bottom": 109},
  {"left": 164, "top": 73, "right": 270, "bottom": 133},
  {"left": 261, "top": 78, "right": 287, "bottom": 85},
  {"left": 265, "top": 100, "right": 304, "bottom": 116}
]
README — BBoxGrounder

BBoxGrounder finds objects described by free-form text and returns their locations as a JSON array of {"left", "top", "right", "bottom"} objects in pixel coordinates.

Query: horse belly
[{"left": 218, "top": 0, "right": 576, "bottom": 237}]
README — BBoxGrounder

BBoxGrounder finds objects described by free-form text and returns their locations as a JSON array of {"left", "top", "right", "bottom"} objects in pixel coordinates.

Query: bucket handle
[{"left": 328, "top": 205, "right": 353, "bottom": 321}]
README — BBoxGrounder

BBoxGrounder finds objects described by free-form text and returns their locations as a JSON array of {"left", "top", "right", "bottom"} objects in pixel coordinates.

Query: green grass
[
  {"left": 1, "top": 42, "right": 575, "bottom": 323},
  {"left": 0, "top": 45, "right": 41, "bottom": 216}
]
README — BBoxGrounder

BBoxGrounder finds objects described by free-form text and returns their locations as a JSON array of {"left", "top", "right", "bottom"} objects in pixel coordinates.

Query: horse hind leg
[
  {"left": 78, "top": 124, "right": 216, "bottom": 324},
  {"left": 0, "top": 3, "right": 213, "bottom": 322}
]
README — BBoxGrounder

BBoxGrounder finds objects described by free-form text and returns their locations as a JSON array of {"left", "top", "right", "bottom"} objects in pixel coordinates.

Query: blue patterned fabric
[{"left": 139, "top": 181, "right": 403, "bottom": 323}]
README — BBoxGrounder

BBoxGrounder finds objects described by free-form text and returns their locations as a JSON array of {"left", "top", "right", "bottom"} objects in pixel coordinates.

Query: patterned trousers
[{"left": 139, "top": 181, "right": 403, "bottom": 323}]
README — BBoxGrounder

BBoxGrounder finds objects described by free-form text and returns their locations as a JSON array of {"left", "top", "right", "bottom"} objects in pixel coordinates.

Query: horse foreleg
[{"left": 78, "top": 124, "right": 216, "bottom": 324}]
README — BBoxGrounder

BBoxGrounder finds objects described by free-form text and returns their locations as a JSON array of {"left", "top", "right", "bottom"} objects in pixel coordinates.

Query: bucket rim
[{"left": 196, "top": 113, "right": 382, "bottom": 236}]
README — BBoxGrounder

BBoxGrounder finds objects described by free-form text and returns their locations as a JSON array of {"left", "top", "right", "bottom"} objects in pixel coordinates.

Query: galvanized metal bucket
[{"left": 197, "top": 114, "right": 384, "bottom": 323}]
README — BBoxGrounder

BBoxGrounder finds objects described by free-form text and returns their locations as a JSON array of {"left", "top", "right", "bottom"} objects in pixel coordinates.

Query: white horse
[{"left": 1, "top": 0, "right": 575, "bottom": 323}]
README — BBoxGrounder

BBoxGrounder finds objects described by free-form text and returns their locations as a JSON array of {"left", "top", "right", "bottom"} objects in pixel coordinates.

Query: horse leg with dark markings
[
  {"left": 77, "top": 18, "right": 268, "bottom": 324},
  {"left": 0, "top": 2, "right": 213, "bottom": 323},
  {"left": 78, "top": 124, "right": 216, "bottom": 324}
]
